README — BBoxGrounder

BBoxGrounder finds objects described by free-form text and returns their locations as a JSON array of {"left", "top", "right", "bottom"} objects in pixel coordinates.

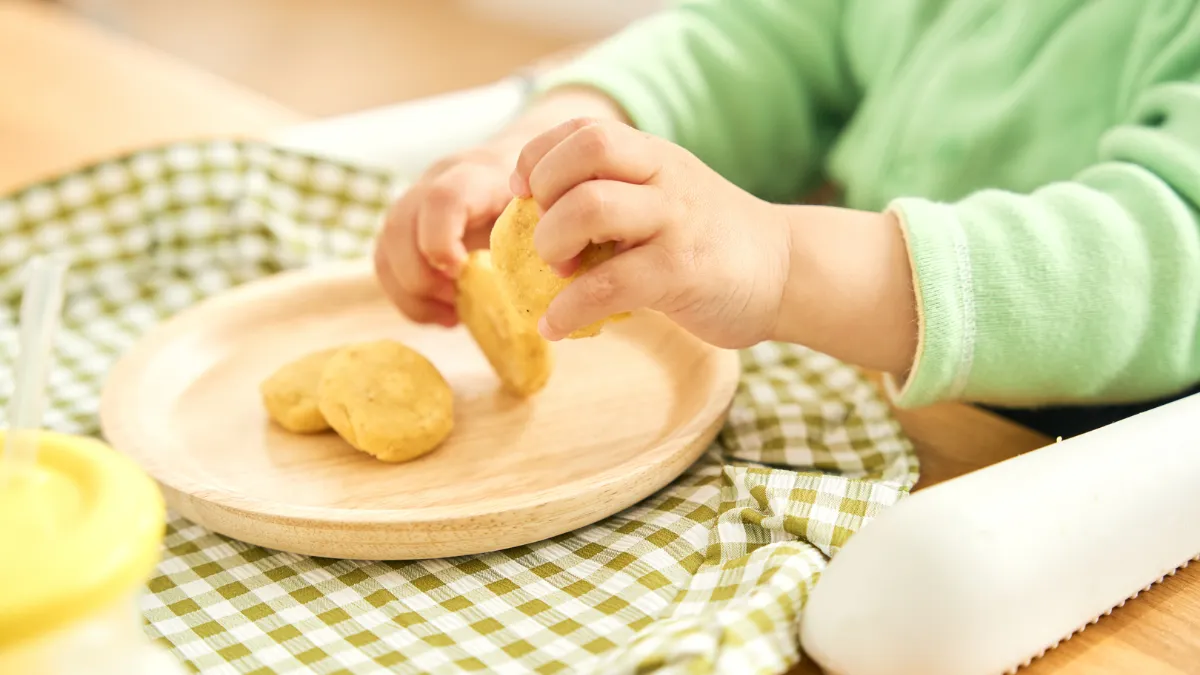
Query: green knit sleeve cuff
[
  {"left": 531, "top": 46, "right": 677, "bottom": 143},
  {"left": 882, "top": 198, "right": 977, "bottom": 408}
]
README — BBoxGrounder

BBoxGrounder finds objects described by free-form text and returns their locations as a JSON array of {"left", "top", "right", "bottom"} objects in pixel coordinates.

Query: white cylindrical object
[
  {"left": 0, "top": 595, "right": 184, "bottom": 675},
  {"left": 801, "top": 394, "right": 1200, "bottom": 675},
  {"left": 271, "top": 80, "right": 526, "bottom": 178},
  {"left": 4, "top": 256, "right": 68, "bottom": 476}
]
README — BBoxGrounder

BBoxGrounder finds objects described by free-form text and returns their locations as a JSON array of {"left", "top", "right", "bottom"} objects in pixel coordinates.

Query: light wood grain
[
  {"left": 56, "top": 0, "right": 576, "bottom": 117},
  {"left": 0, "top": 1, "right": 303, "bottom": 195},
  {"left": 882, "top": 388, "right": 1053, "bottom": 489},
  {"left": 99, "top": 261, "right": 740, "bottom": 559},
  {"left": 1023, "top": 560, "right": 1200, "bottom": 675},
  {"left": 7, "top": 1, "right": 1200, "bottom": 668}
]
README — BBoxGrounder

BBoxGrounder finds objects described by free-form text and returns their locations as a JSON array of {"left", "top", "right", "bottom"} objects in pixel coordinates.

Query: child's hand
[
  {"left": 510, "top": 118, "right": 790, "bottom": 349},
  {"left": 374, "top": 148, "right": 513, "bottom": 327}
]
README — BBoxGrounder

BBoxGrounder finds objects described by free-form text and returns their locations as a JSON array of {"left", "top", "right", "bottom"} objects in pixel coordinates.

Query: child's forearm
[
  {"left": 483, "top": 86, "right": 631, "bottom": 163},
  {"left": 769, "top": 205, "right": 919, "bottom": 378}
]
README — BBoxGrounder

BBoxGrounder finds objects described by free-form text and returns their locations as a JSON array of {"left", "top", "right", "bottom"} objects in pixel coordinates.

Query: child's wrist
[
  {"left": 768, "top": 205, "right": 918, "bottom": 377},
  {"left": 767, "top": 205, "right": 823, "bottom": 345}
]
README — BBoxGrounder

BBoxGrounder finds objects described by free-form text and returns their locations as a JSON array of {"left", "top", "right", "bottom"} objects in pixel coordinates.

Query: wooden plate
[{"left": 100, "top": 261, "right": 740, "bottom": 560}]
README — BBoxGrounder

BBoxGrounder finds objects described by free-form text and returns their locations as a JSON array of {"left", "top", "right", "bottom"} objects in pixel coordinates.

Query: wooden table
[
  {"left": 2, "top": 2, "right": 1196, "bottom": 672},
  {"left": 53, "top": 0, "right": 575, "bottom": 118},
  {"left": 0, "top": 0, "right": 303, "bottom": 194}
]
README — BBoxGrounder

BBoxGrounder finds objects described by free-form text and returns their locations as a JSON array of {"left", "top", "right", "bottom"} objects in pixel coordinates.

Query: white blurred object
[
  {"left": 460, "top": 0, "right": 669, "bottom": 39},
  {"left": 270, "top": 0, "right": 674, "bottom": 173},
  {"left": 800, "top": 393, "right": 1200, "bottom": 675},
  {"left": 271, "top": 79, "right": 526, "bottom": 178},
  {"left": 0, "top": 598, "right": 187, "bottom": 675}
]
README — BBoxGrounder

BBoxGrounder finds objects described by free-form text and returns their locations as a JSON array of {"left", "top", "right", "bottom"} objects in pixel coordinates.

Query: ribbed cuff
[{"left": 883, "top": 198, "right": 977, "bottom": 408}]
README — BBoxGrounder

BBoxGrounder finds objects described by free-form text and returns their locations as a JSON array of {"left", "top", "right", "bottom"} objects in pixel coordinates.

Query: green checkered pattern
[{"left": 0, "top": 140, "right": 918, "bottom": 675}]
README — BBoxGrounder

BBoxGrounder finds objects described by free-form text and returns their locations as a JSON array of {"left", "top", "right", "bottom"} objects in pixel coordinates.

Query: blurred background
[{"left": 53, "top": 0, "right": 669, "bottom": 116}]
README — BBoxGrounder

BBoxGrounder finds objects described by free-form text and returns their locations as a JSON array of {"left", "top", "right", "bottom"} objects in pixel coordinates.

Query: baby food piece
[
  {"left": 456, "top": 250, "right": 553, "bottom": 397},
  {"left": 489, "top": 197, "right": 627, "bottom": 339},
  {"left": 260, "top": 348, "right": 339, "bottom": 433},
  {"left": 317, "top": 340, "right": 454, "bottom": 462}
]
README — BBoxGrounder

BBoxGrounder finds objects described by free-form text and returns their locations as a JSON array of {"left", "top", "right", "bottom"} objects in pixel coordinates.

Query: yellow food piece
[
  {"left": 260, "top": 348, "right": 340, "bottom": 433},
  {"left": 317, "top": 340, "right": 454, "bottom": 462},
  {"left": 489, "top": 197, "right": 627, "bottom": 339},
  {"left": 456, "top": 250, "right": 553, "bottom": 397}
]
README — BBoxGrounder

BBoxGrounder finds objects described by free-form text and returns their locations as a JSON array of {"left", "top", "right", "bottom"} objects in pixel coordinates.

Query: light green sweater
[{"left": 537, "top": 0, "right": 1200, "bottom": 409}]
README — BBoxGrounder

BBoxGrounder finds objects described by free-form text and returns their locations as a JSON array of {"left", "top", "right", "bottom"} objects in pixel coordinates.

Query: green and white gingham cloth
[{"left": 0, "top": 141, "right": 918, "bottom": 675}]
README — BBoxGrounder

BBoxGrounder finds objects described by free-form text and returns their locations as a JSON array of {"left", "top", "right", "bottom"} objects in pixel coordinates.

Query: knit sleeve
[
  {"left": 534, "top": 0, "right": 856, "bottom": 203},
  {"left": 886, "top": 80, "right": 1200, "bottom": 408}
]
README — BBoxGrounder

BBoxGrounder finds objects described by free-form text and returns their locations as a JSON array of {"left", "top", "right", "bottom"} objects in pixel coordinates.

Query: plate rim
[{"left": 99, "top": 261, "right": 742, "bottom": 529}]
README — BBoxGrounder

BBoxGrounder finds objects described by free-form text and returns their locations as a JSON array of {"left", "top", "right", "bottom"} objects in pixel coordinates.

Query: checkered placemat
[{"left": 0, "top": 140, "right": 918, "bottom": 675}]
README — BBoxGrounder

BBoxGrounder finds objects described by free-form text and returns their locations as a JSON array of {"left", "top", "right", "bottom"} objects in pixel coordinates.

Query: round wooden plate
[{"left": 100, "top": 261, "right": 740, "bottom": 560}]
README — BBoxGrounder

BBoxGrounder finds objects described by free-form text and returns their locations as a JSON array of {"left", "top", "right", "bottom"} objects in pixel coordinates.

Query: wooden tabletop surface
[
  {"left": 0, "top": 0, "right": 303, "bottom": 195},
  {"left": 2, "top": 2, "right": 1196, "bottom": 673}
]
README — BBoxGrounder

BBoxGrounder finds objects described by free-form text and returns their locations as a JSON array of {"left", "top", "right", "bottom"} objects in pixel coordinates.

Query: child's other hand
[
  {"left": 374, "top": 148, "right": 513, "bottom": 327},
  {"left": 511, "top": 118, "right": 789, "bottom": 349}
]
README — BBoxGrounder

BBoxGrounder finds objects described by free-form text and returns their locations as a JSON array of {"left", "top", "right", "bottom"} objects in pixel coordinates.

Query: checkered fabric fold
[{"left": 0, "top": 141, "right": 918, "bottom": 675}]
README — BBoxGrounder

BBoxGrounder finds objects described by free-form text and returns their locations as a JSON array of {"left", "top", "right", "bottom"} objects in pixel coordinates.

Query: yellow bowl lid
[{"left": 0, "top": 430, "right": 165, "bottom": 649}]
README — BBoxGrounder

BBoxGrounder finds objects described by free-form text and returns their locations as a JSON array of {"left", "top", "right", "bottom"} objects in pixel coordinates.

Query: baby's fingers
[
  {"left": 417, "top": 165, "right": 512, "bottom": 277},
  {"left": 515, "top": 118, "right": 660, "bottom": 210},
  {"left": 373, "top": 245, "right": 457, "bottom": 326},
  {"left": 539, "top": 246, "right": 669, "bottom": 341},
  {"left": 375, "top": 199, "right": 457, "bottom": 323},
  {"left": 534, "top": 181, "right": 664, "bottom": 267},
  {"left": 512, "top": 117, "right": 598, "bottom": 196}
]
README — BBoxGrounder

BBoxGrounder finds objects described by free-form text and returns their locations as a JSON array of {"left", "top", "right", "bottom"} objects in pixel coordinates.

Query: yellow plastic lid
[{"left": 0, "top": 430, "right": 165, "bottom": 649}]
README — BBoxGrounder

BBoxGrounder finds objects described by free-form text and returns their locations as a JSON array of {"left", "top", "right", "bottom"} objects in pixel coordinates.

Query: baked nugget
[
  {"left": 456, "top": 250, "right": 552, "bottom": 397},
  {"left": 489, "top": 197, "right": 627, "bottom": 339},
  {"left": 260, "top": 348, "right": 340, "bottom": 433},
  {"left": 317, "top": 340, "right": 454, "bottom": 462}
]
